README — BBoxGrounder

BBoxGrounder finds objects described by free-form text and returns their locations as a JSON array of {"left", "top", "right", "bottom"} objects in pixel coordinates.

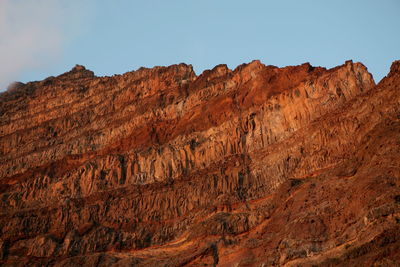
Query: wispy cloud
[{"left": 0, "top": 0, "right": 91, "bottom": 91}]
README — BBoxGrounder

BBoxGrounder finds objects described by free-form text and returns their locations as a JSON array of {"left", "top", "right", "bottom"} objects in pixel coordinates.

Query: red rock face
[{"left": 0, "top": 60, "right": 399, "bottom": 266}]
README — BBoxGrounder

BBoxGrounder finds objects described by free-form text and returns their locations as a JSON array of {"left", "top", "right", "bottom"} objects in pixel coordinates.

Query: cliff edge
[{"left": 0, "top": 60, "right": 399, "bottom": 266}]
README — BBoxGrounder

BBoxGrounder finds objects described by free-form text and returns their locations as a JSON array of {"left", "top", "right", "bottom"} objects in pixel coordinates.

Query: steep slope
[{"left": 0, "top": 60, "right": 398, "bottom": 266}]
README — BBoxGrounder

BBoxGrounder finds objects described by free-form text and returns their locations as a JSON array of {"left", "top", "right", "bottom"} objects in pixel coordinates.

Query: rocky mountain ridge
[{"left": 0, "top": 60, "right": 399, "bottom": 266}]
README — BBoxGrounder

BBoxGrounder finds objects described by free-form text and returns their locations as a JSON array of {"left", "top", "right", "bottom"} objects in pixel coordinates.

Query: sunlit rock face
[{"left": 0, "top": 60, "right": 399, "bottom": 266}]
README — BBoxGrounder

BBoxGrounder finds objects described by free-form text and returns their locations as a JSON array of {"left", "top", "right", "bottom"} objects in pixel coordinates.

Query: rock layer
[{"left": 0, "top": 60, "right": 399, "bottom": 266}]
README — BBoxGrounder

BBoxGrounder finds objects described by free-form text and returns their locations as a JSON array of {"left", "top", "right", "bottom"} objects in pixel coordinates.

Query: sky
[{"left": 0, "top": 0, "right": 399, "bottom": 91}]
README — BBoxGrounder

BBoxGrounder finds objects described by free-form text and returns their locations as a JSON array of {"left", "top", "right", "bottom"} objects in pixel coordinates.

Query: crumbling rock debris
[{"left": 0, "top": 59, "right": 399, "bottom": 266}]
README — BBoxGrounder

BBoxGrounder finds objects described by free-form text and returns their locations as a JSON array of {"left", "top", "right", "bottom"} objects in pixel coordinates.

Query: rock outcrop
[{"left": 0, "top": 59, "right": 399, "bottom": 266}]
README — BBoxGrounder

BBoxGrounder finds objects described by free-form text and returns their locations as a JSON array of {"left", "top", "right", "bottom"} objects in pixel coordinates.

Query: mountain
[{"left": 0, "top": 60, "right": 399, "bottom": 266}]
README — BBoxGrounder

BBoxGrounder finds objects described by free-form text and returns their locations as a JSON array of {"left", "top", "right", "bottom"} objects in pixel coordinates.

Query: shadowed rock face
[{"left": 0, "top": 60, "right": 399, "bottom": 266}]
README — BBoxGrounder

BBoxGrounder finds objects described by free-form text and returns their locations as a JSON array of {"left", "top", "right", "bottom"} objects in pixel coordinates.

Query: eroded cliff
[{"left": 0, "top": 59, "right": 399, "bottom": 266}]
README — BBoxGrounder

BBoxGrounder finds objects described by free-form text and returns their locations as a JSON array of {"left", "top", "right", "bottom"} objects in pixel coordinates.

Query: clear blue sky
[{"left": 1, "top": 0, "right": 399, "bottom": 90}]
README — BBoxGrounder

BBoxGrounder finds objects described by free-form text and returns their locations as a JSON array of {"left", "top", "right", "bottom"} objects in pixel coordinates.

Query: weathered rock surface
[{"left": 0, "top": 60, "right": 399, "bottom": 266}]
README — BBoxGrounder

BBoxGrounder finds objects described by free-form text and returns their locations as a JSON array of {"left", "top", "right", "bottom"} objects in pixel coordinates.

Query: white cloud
[{"left": 0, "top": 0, "right": 91, "bottom": 91}]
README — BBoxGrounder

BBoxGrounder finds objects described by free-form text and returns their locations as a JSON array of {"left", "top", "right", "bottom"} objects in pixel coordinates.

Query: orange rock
[{"left": 0, "top": 60, "right": 399, "bottom": 266}]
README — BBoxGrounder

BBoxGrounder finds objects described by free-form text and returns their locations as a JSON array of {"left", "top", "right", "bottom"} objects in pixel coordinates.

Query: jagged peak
[
  {"left": 57, "top": 64, "right": 95, "bottom": 80},
  {"left": 233, "top": 59, "right": 266, "bottom": 73},
  {"left": 71, "top": 64, "right": 87, "bottom": 72},
  {"left": 374, "top": 59, "right": 400, "bottom": 85},
  {"left": 195, "top": 64, "right": 231, "bottom": 81},
  {"left": 389, "top": 60, "right": 400, "bottom": 76}
]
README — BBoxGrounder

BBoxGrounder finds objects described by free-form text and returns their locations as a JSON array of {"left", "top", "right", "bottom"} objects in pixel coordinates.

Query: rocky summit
[{"left": 0, "top": 60, "right": 399, "bottom": 266}]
